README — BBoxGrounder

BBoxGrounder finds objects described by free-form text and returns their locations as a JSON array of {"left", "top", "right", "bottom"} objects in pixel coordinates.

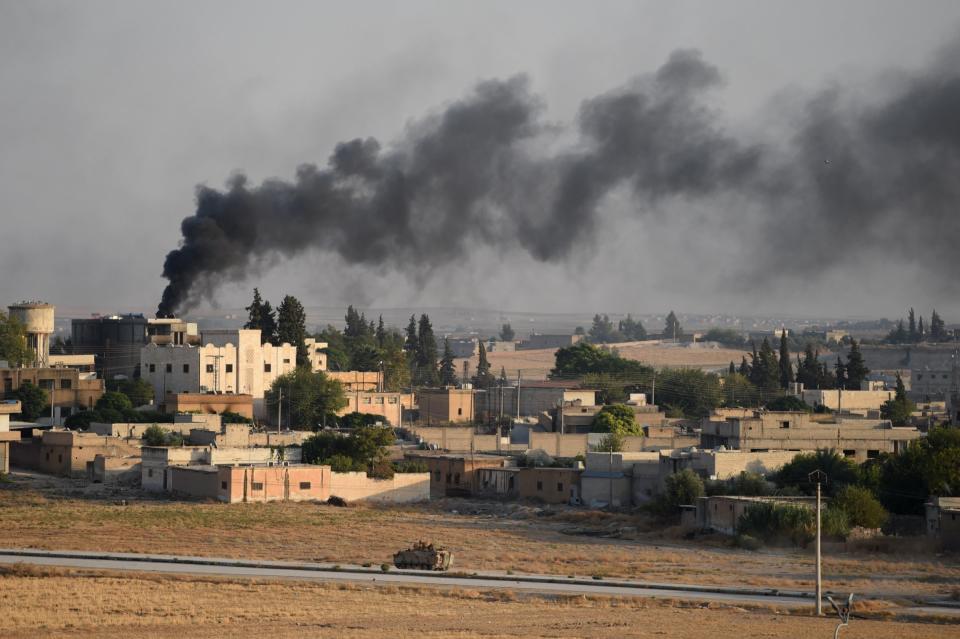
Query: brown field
[
  {"left": 1, "top": 565, "right": 956, "bottom": 639},
  {"left": 1, "top": 482, "right": 957, "bottom": 602},
  {"left": 457, "top": 340, "right": 749, "bottom": 378}
]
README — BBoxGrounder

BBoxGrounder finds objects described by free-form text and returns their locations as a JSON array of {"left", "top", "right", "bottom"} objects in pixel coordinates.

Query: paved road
[{"left": 1, "top": 548, "right": 957, "bottom": 617}]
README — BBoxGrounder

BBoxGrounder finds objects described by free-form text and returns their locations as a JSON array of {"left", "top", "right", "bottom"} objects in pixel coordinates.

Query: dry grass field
[
  {"left": 456, "top": 340, "right": 749, "bottom": 378},
  {"left": 1, "top": 565, "right": 956, "bottom": 639},
  {"left": 1, "top": 484, "right": 957, "bottom": 602}
]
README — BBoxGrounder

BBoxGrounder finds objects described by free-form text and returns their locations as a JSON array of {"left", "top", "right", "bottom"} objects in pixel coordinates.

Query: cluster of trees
[
  {"left": 244, "top": 289, "right": 309, "bottom": 366},
  {"left": 589, "top": 404, "right": 642, "bottom": 437},
  {"left": 586, "top": 314, "right": 647, "bottom": 343},
  {"left": 886, "top": 308, "right": 950, "bottom": 344},
  {"left": 317, "top": 306, "right": 410, "bottom": 391},
  {"left": 65, "top": 390, "right": 173, "bottom": 429},
  {"left": 301, "top": 425, "right": 394, "bottom": 477},
  {"left": 734, "top": 336, "right": 870, "bottom": 394}
]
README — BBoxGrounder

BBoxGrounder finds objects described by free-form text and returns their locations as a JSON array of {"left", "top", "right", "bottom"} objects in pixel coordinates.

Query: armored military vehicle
[{"left": 392, "top": 541, "right": 453, "bottom": 571}]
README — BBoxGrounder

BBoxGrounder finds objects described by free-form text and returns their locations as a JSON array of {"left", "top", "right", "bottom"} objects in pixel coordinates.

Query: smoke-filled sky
[{"left": 4, "top": 1, "right": 960, "bottom": 319}]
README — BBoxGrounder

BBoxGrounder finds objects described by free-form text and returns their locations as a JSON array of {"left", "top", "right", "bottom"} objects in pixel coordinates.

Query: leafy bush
[
  {"left": 324, "top": 454, "right": 364, "bottom": 473},
  {"left": 95, "top": 391, "right": 133, "bottom": 413},
  {"left": 830, "top": 485, "right": 888, "bottom": 529},
  {"left": 589, "top": 404, "right": 642, "bottom": 436},
  {"left": 737, "top": 502, "right": 814, "bottom": 546},
  {"left": 64, "top": 410, "right": 102, "bottom": 430},
  {"left": 220, "top": 411, "right": 252, "bottom": 424},
  {"left": 822, "top": 506, "right": 851, "bottom": 540},
  {"left": 392, "top": 460, "right": 428, "bottom": 473},
  {"left": 594, "top": 432, "right": 625, "bottom": 452},
  {"left": 706, "top": 472, "right": 772, "bottom": 497},
  {"left": 142, "top": 424, "right": 168, "bottom": 446},
  {"left": 734, "top": 534, "right": 762, "bottom": 550},
  {"left": 765, "top": 395, "right": 812, "bottom": 412},
  {"left": 652, "top": 470, "right": 705, "bottom": 515}
]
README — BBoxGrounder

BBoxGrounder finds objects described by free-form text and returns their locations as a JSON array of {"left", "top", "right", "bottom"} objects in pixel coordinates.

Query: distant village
[{"left": 0, "top": 296, "right": 957, "bottom": 552}]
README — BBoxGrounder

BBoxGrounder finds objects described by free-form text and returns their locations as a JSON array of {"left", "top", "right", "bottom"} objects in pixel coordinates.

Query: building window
[
  {"left": 842, "top": 449, "right": 856, "bottom": 458},
  {"left": 457, "top": 407, "right": 462, "bottom": 416},
  {"left": 508, "top": 476, "right": 515, "bottom": 490},
  {"left": 780, "top": 421, "right": 790, "bottom": 429},
  {"left": 388, "top": 397, "right": 398, "bottom": 404},
  {"left": 251, "top": 482, "right": 264, "bottom": 490},
  {"left": 206, "top": 364, "right": 215, "bottom": 373},
  {"left": 264, "top": 363, "right": 272, "bottom": 373},
  {"left": 537, "top": 480, "right": 543, "bottom": 491},
  {"left": 58, "top": 454, "right": 63, "bottom": 463},
  {"left": 434, "top": 471, "right": 441, "bottom": 481},
  {"left": 221, "top": 481, "right": 227, "bottom": 490},
  {"left": 149, "top": 364, "right": 156, "bottom": 373},
  {"left": 183, "top": 364, "right": 189, "bottom": 373},
  {"left": 60, "top": 378, "right": 72, "bottom": 389},
  {"left": 454, "top": 473, "right": 460, "bottom": 485},
  {"left": 867, "top": 450, "right": 880, "bottom": 459},
  {"left": 299, "top": 482, "right": 311, "bottom": 490},
  {"left": 446, "top": 473, "right": 451, "bottom": 484},
  {"left": 226, "top": 364, "right": 233, "bottom": 373},
  {"left": 39, "top": 379, "right": 54, "bottom": 390},
  {"left": 45, "top": 452, "right": 50, "bottom": 461},
  {"left": 362, "top": 397, "right": 372, "bottom": 404},
  {"left": 283, "top": 358, "right": 290, "bottom": 364},
  {"left": 166, "top": 364, "right": 172, "bottom": 373},
  {"left": 375, "top": 397, "right": 384, "bottom": 404},
  {"left": 557, "top": 482, "right": 563, "bottom": 492}
]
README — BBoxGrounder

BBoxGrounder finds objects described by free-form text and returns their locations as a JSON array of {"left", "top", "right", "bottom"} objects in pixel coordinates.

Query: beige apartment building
[
  {"left": 0, "top": 400, "right": 21, "bottom": 473},
  {"left": 418, "top": 387, "right": 477, "bottom": 424},
  {"left": 140, "top": 328, "right": 301, "bottom": 418}
]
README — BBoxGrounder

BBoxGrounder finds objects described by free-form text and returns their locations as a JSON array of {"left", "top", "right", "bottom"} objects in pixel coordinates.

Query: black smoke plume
[{"left": 158, "top": 43, "right": 960, "bottom": 316}]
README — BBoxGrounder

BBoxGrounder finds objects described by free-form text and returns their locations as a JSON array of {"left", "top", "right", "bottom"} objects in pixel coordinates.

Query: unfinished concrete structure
[
  {"left": 341, "top": 390, "right": 403, "bottom": 425},
  {"left": 693, "top": 495, "right": 816, "bottom": 535},
  {"left": 10, "top": 430, "right": 140, "bottom": 478},
  {"left": 164, "top": 393, "right": 254, "bottom": 419},
  {"left": 0, "top": 367, "right": 105, "bottom": 423},
  {"left": 417, "top": 387, "right": 477, "bottom": 424},
  {"left": 407, "top": 452, "right": 506, "bottom": 498},
  {"left": 925, "top": 496, "right": 960, "bottom": 551},
  {"left": 140, "top": 444, "right": 302, "bottom": 492},
  {"left": 699, "top": 410, "right": 920, "bottom": 462},
  {"left": 0, "top": 400, "right": 21, "bottom": 473}
]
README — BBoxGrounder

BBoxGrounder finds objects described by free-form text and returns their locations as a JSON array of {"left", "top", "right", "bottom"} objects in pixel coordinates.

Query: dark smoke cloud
[{"left": 158, "top": 44, "right": 960, "bottom": 316}]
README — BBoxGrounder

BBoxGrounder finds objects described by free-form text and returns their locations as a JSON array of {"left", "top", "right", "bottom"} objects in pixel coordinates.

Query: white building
[{"left": 140, "top": 328, "right": 316, "bottom": 418}]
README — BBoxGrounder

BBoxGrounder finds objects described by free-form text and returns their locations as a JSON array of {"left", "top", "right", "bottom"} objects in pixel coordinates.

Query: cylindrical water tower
[{"left": 8, "top": 302, "right": 55, "bottom": 367}]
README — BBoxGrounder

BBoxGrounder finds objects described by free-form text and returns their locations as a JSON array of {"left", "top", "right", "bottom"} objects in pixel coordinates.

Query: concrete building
[
  {"left": 140, "top": 444, "right": 302, "bottom": 492},
  {"left": 925, "top": 496, "right": 960, "bottom": 551},
  {"left": 0, "top": 400, "right": 22, "bottom": 473},
  {"left": 693, "top": 495, "right": 816, "bottom": 535},
  {"left": 10, "top": 430, "right": 140, "bottom": 478},
  {"left": 340, "top": 390, "right": 404, "bottom": 425},
  {"left": 164, "top": 393, "right": 254, "bottom": 419},
  {"left": 418, "top": 387, "right": 477, "bottom": 424},
  {"left": 517, "top": 466, "right": 582, "bottom": 504},
  {"left": 140, "top": 328, "right": 299, "bottom": 418},
  {"left": 517, "top": 333, "right": 582, "bottom": 351},
  {"left": 481, "top": 382, "right": 598, "bottom": 420},
  {"left": 407, "top": 453, "right": 506, "bottom": 498},
  {"left": 406, "top": 426, "right": 501, "bottom": 453},
  {"left": 581, "top": 451, "right": 655, "bottom": 508},
  {"left": 303, "top": 338, "right": 328, "bottom": 373},
  {"left": 911, "top": 364, "right": 959, "bottom": 399},
  {"left": 700, "top": 410, "right": 921, "bottom": 462},
  {"left": 658, "top": 448, "right": 796, "bottom": 482},
  {"left": 72, "top": 314, "right": 199, "bottom": 380},
  {"left": 327, "top": 370, "right": 381, "bottom": 391},
  {"left": 798, "top": 382, "right": 895, "bottom": 415},
  {"left": 0, "top": 367, "right": 105, "bottom": 423},
  {"left": 438, "top": 337, "right": 479, "bottom": 358},
  {"left": 8, "top": 302, "right": 55, "bottom": 367},
  {"left": 486, "top": 339, "right": 516, "bottom": 352}
]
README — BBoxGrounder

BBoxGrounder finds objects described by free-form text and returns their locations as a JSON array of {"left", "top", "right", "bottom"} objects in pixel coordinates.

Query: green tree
[
  {"left": 908, "top": 308, "right": 918, "bottom": 342},
  {"left": 778, "top": 332, "right": 793, "bottom": 389},
  {"left": 656, "top": 368, "right": 723, "bottom": 417},
  {"left": 704, "top": 328, "right": 747, "bottom": 348},
  {"left": 657, "top": 469, "right": 705, "bottom": 512},
  {"left": 550, "top": 342, "right": 651, "bottom": 379},
  {"left": 765, "top": 395, "right": 811, "bottom": 412},
  {"left": 664, "top": 311, "right": 682, "bottom": 340},
  {"left": 64, "top": 409, "right": 103, "bottom": 430},
  {"left": 721, "top": 372, "right": 760, "bottom": 408},
  {"left": 315, "top": 325, "right": 350, "bottom": 371},
  {"left": 750, "top": 338, "right": 780, "bottom": 394},
  {"left": 588, "top": 314, "right": 622, "bottom": 343},
  {"left": 774, "top": 450, "right": 859, "bottom": 496},
  {"left": 14, "top": 381, "right": 48, "bottom": 421},
  {"left": 414, "top": 314, "right": 439, "bottom": 387},
  {"left": 277, "top": 295, "right": 308, "bottom": 367},
  {"left": 244, "top": 288, "right": 277, "bottom": 344},
  {"left": 589, "top": 404, "right": 642, "bottom": 435},
  {"left": 618, "top": 314, "right": 647, "bottom": 341},
  {"left": 472, "top": 341, "right": 495, "bottom": 389},
  {"left": 930, "top": 309, "right": 947, "bottom": 342},
  {"left": 880, "top": 373, "right": 915, "bottom": 426},
  {"left": 108, "top": 378, "right": 154, "bottom": 407},
  {"left": 439, "top": 339, "right": 459, "bottom": 387},
  {"left": 302, "top": 425, "right": 393, "bottom": 471},
  {"left": 885, "top": 319, "right": 908, "bottom": 344},
  {"left": 795, "top": 344, "right": 821, "bottom": 389},
  {"left": 595, "top": 431, "right": 625, "bottom": 452},
  {"left": 95, "top": 391, "right": 134, "bottom": 414},
  {"left": 266, "top": 368, "right": 347, "bottom": 429},
  {"left": 499, "top": 323, "right": 515, "bottom": 342},
  {"left": 830, "top": 485, "right": 888, "bottom": 529},
  {"left": 0, "top": 311, "right": 33, "bottom": 367},
  {"left": 844, "top": 339, "right": 869, "bottom": 390}
]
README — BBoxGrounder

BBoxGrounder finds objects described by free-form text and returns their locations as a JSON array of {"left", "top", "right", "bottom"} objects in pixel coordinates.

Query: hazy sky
[{"left": 3, "top": 1, "right": 960, "bottom": 319}]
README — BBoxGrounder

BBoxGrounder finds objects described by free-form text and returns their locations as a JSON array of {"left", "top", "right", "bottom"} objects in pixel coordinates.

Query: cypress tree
[
  {"left": 778, "top": 332, "right": 793, "bottom": 389},
  {"left": 472, "top": 341, "right": 494, "bottom": 389},
  {"left": 844, "top": 339, "right": 869, "bottom": 390},
  {"left": 439, "top": 338, "right": 458, "bottom": 387},
  {"left": 415, "top": 314, "right": 439, "bottom": 386},
  {"left": 908, "top": 308, "right": 918, "bottom": 342},
  {"left": 277, "top": 295, "right": 308, "bottom": 367}
]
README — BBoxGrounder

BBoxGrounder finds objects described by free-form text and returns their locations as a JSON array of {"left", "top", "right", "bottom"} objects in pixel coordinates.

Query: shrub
[
  {"left": 737, "top": 502, "right": 814, "bottom": 546},
  {"left": 142, "top": 424, "right": 168, "bottom": 447},
  {"left": 706, "top": 471, "right": 772, "bottom": 497},
  {"left": 392, "top": 460, "right": 429, "bottom": 473},
  {"left": 327, "top": 496, "right": 348, "bottom": 507},
  {"left": 64, "top": 409, "right": 102, "bottom": 430},
  {"left": 368, "top": 461, "right": 395, "bottom": 480},
  {"left": 830, "top": 485, "right": 888, "bottom": 529},
  {"left": 774, "top": 449, "right": 859, "bottom": 496},
  {"left": 220, "top": 411, "right": 252, "bottom": 424},
  {"left": 734, "top": 534, "right": 762, "bottom": 550},
  {"left": 765, "top": 395, "right": 812, "bottom": 412},
  {"left": 325, "top": 454, "right": 363, "bottom": 473},
  {"left": 652, "top": 470, "right": 705, "bottom": 516},
  {"left": 95, "top": 391, "right": 133, "bottom": 414},
  {"left": 822, "top": 506, "right": 851, "bottom": 540},
  {"left": 380, "top": 563, "right": 391, "bottom": 572},
  {"left": 594, "top": 432, "right": 625, "bottom": 452}
]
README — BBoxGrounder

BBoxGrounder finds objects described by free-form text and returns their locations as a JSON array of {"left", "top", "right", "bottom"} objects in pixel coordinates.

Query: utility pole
[
  {"left": 809, "top": 469, "right": 827, "bottom": 616},
  {"left": 651, "top": 372, "right": 656, "bottom": 406},
  {"left": 516, "top": 370, "right": 521, "bottom": 420},
  {"left": 277, "top": 387, "right": 282, "bottom": 435}
]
